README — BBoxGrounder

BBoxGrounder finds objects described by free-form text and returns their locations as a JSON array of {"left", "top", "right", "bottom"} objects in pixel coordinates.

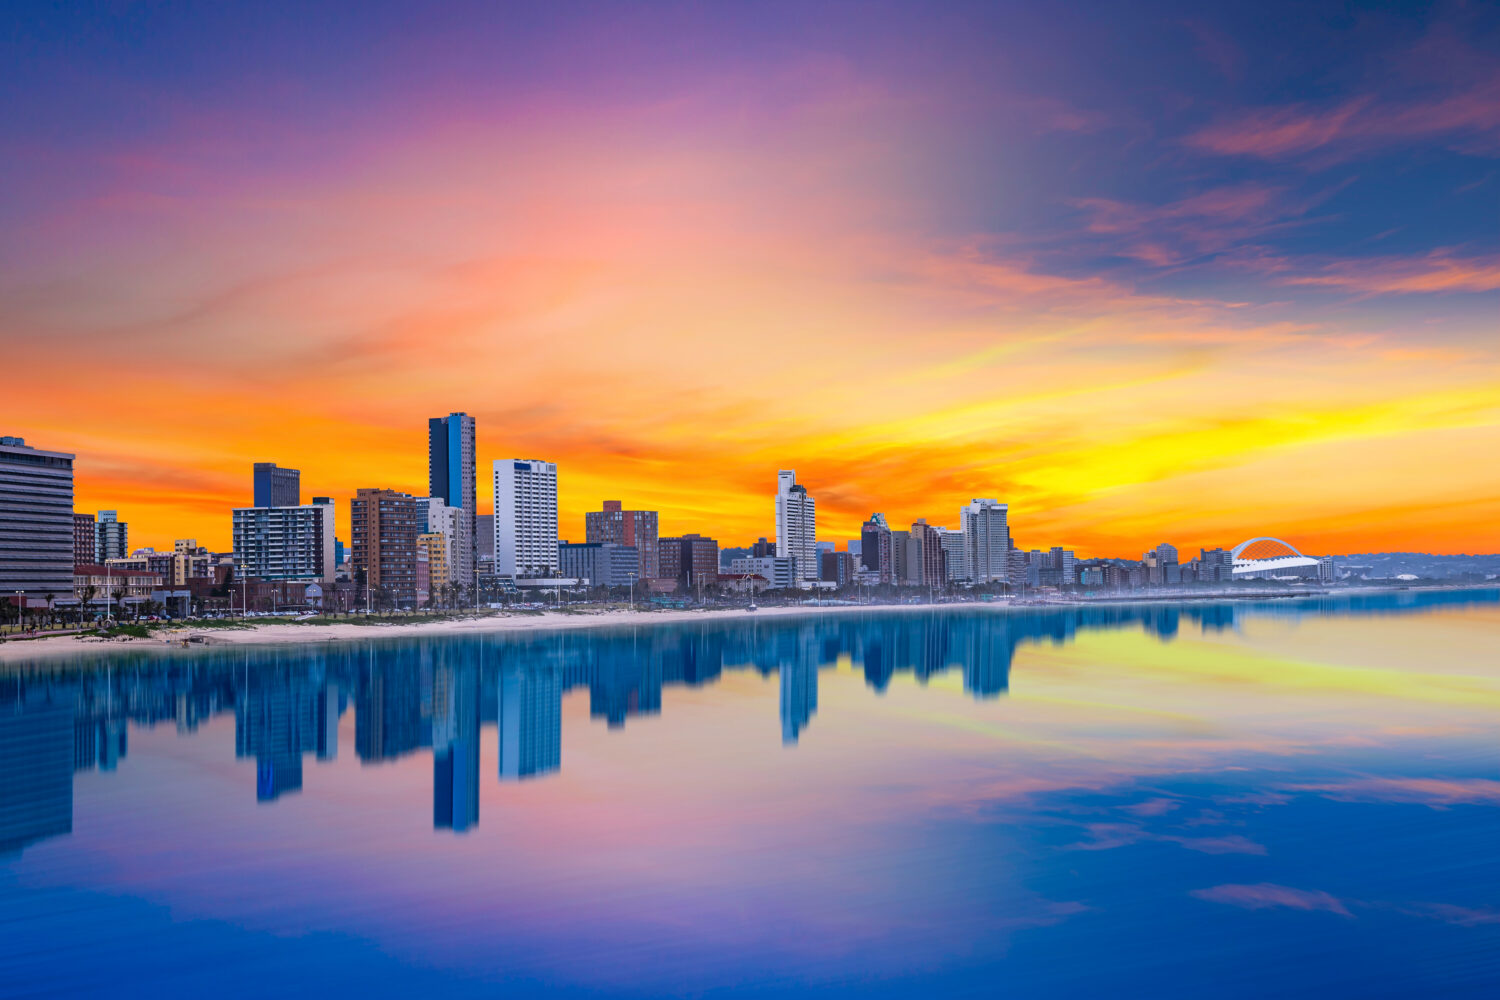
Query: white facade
[
  {"left": 231, "top": 499, "right": 336, "bottom": 583},
  {"left": 774, "top": 469, "right": 817, "bottom": 581},
  {"left": 936, "top": 527, "right": 970, "bottom": 582},
  {"left": 493, "top": 459, "right": 559, "bottom": 578},
  {"left": 961, "top": 499, "right": 1009, "bottom": 584},
  {"left": 730, "top": 555, "right": 797, "bottom": 589}
]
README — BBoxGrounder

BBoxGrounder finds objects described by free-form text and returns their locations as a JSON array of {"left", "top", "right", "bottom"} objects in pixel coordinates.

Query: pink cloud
[
  {"left": 1292, "top": 777, "right": 1500, "bottom": 807},
  {"left": 1185, "top": 76, "right": 1500, "bottom": 160},
  {"left": 1191, "top": 883, "right": 1352, "bottom": 916}
]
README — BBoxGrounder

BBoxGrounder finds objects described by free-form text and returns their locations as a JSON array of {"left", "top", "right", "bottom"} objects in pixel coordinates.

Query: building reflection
[{"left": 1, "top": 587, "right": 1494, "bottom": 852}]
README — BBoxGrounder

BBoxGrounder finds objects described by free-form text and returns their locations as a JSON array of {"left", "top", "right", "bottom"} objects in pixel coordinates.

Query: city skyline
[{"left": 4, "top": 3, "right": 1498, "bottom": 557}]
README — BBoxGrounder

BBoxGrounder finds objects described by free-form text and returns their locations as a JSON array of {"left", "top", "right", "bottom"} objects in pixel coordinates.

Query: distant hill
[{"left": 1332, "top": 552, "right": 1500, "bottom": 581}]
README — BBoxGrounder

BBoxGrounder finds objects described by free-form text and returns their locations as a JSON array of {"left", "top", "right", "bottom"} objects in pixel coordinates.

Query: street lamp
[{"left": 627, "top": 571, "right": 637, "bottom": 611}]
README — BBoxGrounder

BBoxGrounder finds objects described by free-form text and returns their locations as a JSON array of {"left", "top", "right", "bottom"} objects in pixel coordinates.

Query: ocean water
[{"left": 2, "top": 591, "right": 1498, "bottom": 998}]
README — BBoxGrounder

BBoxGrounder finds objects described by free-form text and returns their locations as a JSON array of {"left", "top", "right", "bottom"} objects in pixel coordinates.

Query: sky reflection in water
[{"left": 3, "top": 591, "right": 1499, "bottom": 997}]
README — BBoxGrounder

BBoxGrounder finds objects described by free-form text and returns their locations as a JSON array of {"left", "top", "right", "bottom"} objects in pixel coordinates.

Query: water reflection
[{"left": 2, "top": 588, "right": 1495, "bottom": 855}]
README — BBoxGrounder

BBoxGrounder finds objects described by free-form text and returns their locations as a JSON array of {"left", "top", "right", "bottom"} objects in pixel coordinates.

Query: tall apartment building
[
  {"left": 936, "top": 527, "right": 969, "bottom": 582},
  {"left": 72, "top": 512, "right": 95, "bottom": 568},
  {"left": 424, "top": 498, "right": 469, "bottom": 597},
  {"left": 860, "top": 513, "right": 893, "bottom": 584},
  {"left": 94, "top": 510, "right": 128, "bottom": 563},
  {"left": 911, "top": 520, "right": 946, "bottom": 586},
  {"left": 961, "top": 499, "right": 1010, "bottom": 584},
  {"left": 661, "top": 534, "right": 719, "bottom": 590},
  {"left": 253, "top": 463, "right": 300, "bottom": 508},
  {"left": 418, "top": 532, "right": 450, "bottom": 596},
  {"left": 0, "top": 436, "right": 76, "bottom": 602},
  {"left": 349, "top": 488, "right": 424, "bottom": 604},
  {"left": 231, "top": 498, "right": 337, "bottom": 583},
  {"left": 493, "top": 460, "right": 558, "bottom": 578},
  {"left": 585, "top": 501, "right": 659, "bottom": 578},
  {"left": 427, "top": 413, "right": 476, "bottom": 587},
  {"left": 774, "top": 470, "right": 817, "bottom": 582}
]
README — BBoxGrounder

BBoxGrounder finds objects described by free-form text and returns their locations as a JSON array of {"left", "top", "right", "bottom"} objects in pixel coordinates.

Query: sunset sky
[{"left": 3, "top": 1, "right": 1497, "bottom": 556}]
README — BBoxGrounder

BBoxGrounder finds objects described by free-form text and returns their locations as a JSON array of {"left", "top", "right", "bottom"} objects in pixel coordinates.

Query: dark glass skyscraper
[
  {"left": 252, "top": 462, "right": 300, "bottom": 508},
  {"left": 427, "top": 413, "right": 476, "bottom": 588}
]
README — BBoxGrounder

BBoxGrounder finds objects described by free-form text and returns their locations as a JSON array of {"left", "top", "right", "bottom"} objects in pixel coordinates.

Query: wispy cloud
[{"left": 1191, "top": 883, "right": 1352, "bottom": 916}]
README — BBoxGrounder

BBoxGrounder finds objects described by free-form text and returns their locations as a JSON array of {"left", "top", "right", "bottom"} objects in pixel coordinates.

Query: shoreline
[{"left": 2, "top": 585, "right": 1493, "bottom": 664}]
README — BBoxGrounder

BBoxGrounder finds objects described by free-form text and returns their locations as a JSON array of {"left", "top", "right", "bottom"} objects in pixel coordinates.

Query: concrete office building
[
  {"left": 819, "top": 550, "right": 857, "bottom": 586},
  {"left": 349, "top": 489, "right": 425, "bottom": 605},
  {"left": 493, "top": 460, "right": 559, "bottom": 579},
  {"left": 558, "top": 541, "right": 639, "bottom": 588},
  {"left": 961, "top": 499, "right": 1010, "bottom": 584},
  {"left": 252, "top": 463, "right": 300, "bottom": 509},
  {"left": 231, "top": 499, "right": 337, "bottom": 583},
  {"left": 0, "top": 437, "right": 76, "bottom": 603},
  {"left": 72, "top": 512, "right": 95, "bottom": 569},
  {"left": 427, "top": 413, "right": 476, "bottom": 589},
  {"left": 585, "top": 501, "right": 659, "bottom": 578},
  {"left": 661, "top": 534, "right": 719, "bottom": 590},
  {"left": 774, "top": 470, "right": 817, "bottom": 582},
  {"left": 730, "top": 555, "right": 797, "bottom": 589},
  {"left": 94, "top": 510, "right": 128, "bottom": 563}
]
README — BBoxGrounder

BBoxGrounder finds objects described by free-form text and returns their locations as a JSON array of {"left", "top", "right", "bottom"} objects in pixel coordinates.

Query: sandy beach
[{"left": 0, "top": 603, "right": 947, "bottom": 663}]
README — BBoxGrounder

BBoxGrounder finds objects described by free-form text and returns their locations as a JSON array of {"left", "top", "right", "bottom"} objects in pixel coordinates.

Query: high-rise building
[
  {"left": 418, "top": 532, "right": 449, "bottom": 596},
  {"left": 860, "top": 513, "right": 893, "bottom": 584},
  {"left": 936, "top": 527, "right": 968, "bottom": 582},
  {"left": 94, "top": 510, "right": 128, "bottom": 564},
  {"left": 774, "top": 470, "right": 817, "bottom": 582},
  {"left": 231, "top": 499, "right": 337, "bottom": 583},
  {"left": 493, "top": 460, "right": 558, "bottom": 579},
  {"left": 252, "top": 463, "right": 300, "bottom": 508},
  {"left": 427, "top": 413, "right": 476, "bottom": 588},
  {"left": 751, "top": 536, "right": 776, "bottom": 558},
  {"left": 961, "top": 499, "right": 1010, "bottom": 584},
  {"left": 424, "top": 498, "right": 469, "bottom": 599},
  {"left": 0, "top": 437, "right": 76, "bottom": 605},
  {"left": 911, "top": 520, "right": 946, "bottom": 586},
  {"left": 774, "top": 470, "right": 822, "bottom": 581},
  {"left": 660, "top": 534, "right": 719, "bottom": 590},
  {"left": 72, "top": 513, "right": 95, "bottom": 569},
  {"left": 585, "top": 501, "right": 659, "bottom": 578},
  {"left": 349, "top": 489, "right": 424, "bottom": 605}
]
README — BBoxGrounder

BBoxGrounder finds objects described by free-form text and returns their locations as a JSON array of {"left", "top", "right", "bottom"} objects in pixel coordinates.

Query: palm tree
[{"left": 43, "top": 591, "right": 56, "bottom": 629}]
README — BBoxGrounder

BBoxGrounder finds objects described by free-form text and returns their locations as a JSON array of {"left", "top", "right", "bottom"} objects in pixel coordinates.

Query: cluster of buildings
[{"left": 0, "top": 421, "right": 1335, "bottom": 618}]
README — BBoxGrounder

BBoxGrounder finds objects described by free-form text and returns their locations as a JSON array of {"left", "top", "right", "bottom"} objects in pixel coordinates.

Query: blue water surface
[{"left": 2, "top": 591, "right": 1498, "bottom": 997}]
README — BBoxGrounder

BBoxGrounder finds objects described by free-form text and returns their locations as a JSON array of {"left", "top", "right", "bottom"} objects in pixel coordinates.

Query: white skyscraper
[
  {"left": 961, "top": 499, "right": 1009, "bottom": 584},
  {"left": 936, "top": 526, "right": 970, "bottom": 582},
  {"left": 774, "top": 469, "right": 817, "bottom": 582},
  {"left": 493, "top": 459, "right": 559, "bottom": 578}
]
